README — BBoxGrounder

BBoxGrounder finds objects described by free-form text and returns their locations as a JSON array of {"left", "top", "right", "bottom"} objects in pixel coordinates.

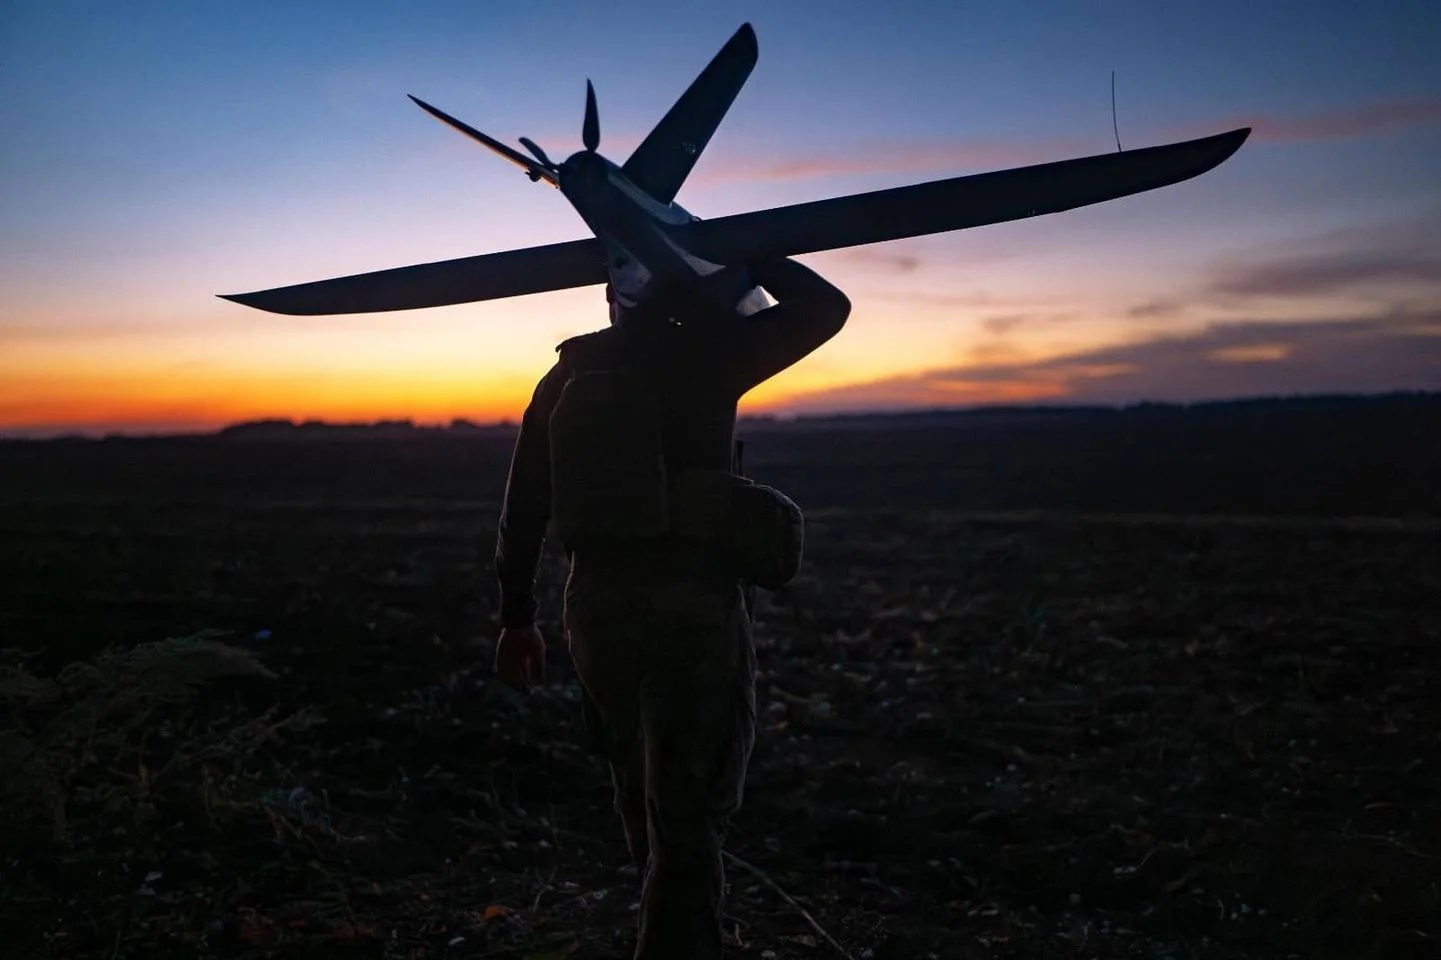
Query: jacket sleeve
[
  {"left": 494, "top": 359, "right": 570, "bottom": 628},
  {"left": 721, "top": 258, "right": 852, "bottom": 396}
]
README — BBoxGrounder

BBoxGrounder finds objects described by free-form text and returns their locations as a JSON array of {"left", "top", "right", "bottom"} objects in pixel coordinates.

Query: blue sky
[{"left": 2, "top": 1, "right": 1439, "bottom": 434}]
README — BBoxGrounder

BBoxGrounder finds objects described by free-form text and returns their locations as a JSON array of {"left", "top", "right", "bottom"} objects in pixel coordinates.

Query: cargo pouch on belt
[
  {"left": 548, "top": 368, "right": 669, "bottom": 547},
  {"left": 668, "top": 464, "right": 806, "bottom": 593},
  {"left": 726, "top": 479, "right": 805, "bottom": 591}
]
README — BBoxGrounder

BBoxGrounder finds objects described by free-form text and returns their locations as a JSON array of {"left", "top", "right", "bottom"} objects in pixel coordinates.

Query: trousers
[{"left": 564, "top": 546, "right": 758, "bottom": 960}]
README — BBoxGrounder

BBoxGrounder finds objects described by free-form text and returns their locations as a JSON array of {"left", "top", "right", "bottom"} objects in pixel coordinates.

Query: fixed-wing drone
[{"left": 221, "top": 23, "right": 1249, "bottom": 318}]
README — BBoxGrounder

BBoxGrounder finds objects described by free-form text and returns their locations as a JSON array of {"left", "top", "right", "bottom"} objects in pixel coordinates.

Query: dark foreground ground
[{"left": 1, "top": 395, "right": 1438, "bottom": 959}]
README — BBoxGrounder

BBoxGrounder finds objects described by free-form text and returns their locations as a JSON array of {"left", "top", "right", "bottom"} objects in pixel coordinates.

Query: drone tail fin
[{"left": 620, "top": 22, "right": 758, "bottom": 205}]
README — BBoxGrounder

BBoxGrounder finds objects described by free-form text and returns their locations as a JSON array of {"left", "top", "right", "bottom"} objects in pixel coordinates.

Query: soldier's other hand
[{"left": 495, "top": 625, "right": 546, "bottom": 693}]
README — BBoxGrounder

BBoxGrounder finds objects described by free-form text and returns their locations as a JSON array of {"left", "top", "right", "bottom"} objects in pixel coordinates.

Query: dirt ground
[{"left": 2, "top": 398, "right": 1438, "bottom": 959}]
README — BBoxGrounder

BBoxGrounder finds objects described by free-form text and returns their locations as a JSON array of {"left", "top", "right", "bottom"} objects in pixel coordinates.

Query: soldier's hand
[{"left": 495, "top": 625, "right": 546, "bottom": 693}]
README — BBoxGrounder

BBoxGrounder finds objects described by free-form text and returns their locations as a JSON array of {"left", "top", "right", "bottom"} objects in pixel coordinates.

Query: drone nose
[{"left": 560, "top": 151, "right": 603, "bottom": 186}]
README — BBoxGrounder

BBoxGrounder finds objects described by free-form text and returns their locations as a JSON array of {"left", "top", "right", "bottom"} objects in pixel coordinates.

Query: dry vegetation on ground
[{"left": 2, "top": 401, "right": 1438, "bottom": 958}]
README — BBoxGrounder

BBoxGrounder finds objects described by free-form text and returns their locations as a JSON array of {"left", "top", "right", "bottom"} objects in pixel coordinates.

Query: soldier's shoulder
[
  {"left": 555, "top": 327, "right": 617, "bottom": 355},
  {"left": 554, "top": 328, "right": 626, "bottom": 370}
]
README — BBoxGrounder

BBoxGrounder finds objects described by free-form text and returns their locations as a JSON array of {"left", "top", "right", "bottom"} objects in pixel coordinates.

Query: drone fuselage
[{"left": 557, "top": 150, "right": 770, "bottom": 316}]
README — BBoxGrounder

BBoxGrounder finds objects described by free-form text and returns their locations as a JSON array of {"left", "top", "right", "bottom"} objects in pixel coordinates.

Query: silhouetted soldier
[{"left": 491, "top": 257, "right": 850, "bottom": 959}]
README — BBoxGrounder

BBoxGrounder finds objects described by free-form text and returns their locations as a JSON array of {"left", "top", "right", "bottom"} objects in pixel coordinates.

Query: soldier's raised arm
[{"left": 724, "top": 258, "right": 852, "bottom": 395}]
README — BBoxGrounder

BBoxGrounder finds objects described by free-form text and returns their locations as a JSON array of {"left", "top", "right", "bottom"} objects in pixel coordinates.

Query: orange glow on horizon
[
  {"left": 0, "top": 372, "right": 542, "bottom": 435},
  {"left": 0, "top": 356, "right": 1072, "bottom": 436},
  {"left": 4, "top": 376, "right": 1088, "bottom": 436},
  {"left": 1, "top": 293, "right": 1022, "bottom": 435}
]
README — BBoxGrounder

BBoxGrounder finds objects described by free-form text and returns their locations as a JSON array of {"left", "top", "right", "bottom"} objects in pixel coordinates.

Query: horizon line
[{"left": 2, "top": 389, "right": 1436, "bottom": 443}]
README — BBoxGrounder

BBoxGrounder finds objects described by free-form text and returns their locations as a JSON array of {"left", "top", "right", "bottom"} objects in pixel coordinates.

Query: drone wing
[
  {"left": 219, "top": 238, "right": 606, "bottom": 315},
  {"left": 670, "top": 127, "right": 1251, "bottom": 263},
  {"left": 621, "top": 22, "right": 758, "bottom": 205}
]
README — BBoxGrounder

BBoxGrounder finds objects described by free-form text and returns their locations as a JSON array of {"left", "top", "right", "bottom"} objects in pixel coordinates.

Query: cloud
[
  {"left": 0, "top": 319, "right": 201, "bottom": 342},
  {"left": 1212, "top": 251, "right": 1441, "bottom": 300},
  {"left": 982, "top": 314, "right": 1029, "bottom": 335},
  {"left": 1208, "top": 343, "right": 1290, "bottom": 363},
  {"left": 981, "top": 311, "right": 1079, "bottom": 335},
  {"left": 1230, "top": 97, "right": 1441, "bottom": 144},
  {"left": 855, "top": 289, "right": 1017, "bottom": 309},
  {"left": 1127, "top": 299, "right": 1184, "bottom": 319},
  {"left": 832, "top": 248, "right": 925, "bottom": 273},
  {"left": 1199, "top": 212, "right": 1441, "bottom": 306},
  {"left": 771, "top": 309, "right": 1441, "bottom": 414}
]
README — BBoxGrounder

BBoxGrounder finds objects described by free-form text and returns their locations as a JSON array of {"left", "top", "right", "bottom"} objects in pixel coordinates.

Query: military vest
[
  {"left": 547, "top": 327, "right": 804, "bottom": 591},
  {"left": 548, "top": 339, "right": 670, "bottom": 547}
]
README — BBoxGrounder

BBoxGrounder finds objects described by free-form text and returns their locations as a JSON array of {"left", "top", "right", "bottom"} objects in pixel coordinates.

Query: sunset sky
[{"left": 3, "top": 1, "right": 1439, "bottom": 437}]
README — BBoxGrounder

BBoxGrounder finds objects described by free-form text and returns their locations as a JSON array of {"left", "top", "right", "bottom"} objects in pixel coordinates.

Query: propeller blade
[
  {"left": 407, "top": 94, "right": 558, "bottom": 186},
  {"left": 518, "top": 136, "right": 556, "bottom": 170},
  {"left": 583, "top": 79, "right": 600, "bottom": 152}
]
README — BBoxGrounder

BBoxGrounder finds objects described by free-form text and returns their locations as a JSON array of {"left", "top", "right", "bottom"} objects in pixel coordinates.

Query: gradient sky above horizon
[{"left": 3, "top": 1, "right": 1440, "bottom": 436}]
